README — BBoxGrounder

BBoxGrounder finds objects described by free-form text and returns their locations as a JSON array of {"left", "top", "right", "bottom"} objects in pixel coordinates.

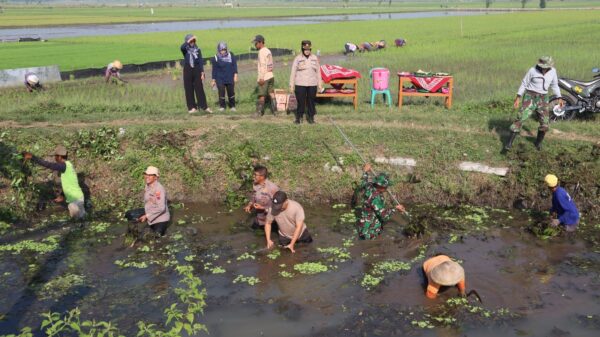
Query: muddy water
[
  {"left": 0, "top": 203, "right": 599, "bottom": 337},
  {"left": 0, "top": 11, "right": 494, "bottom": 40}
]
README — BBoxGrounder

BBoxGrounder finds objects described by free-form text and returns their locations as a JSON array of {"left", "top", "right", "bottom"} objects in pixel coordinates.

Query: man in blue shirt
[{"left": 545, "top": 174, "right": 579, "bottom": 232}]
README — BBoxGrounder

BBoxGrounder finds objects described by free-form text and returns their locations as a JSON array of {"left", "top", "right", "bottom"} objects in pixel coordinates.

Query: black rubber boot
[
  {"left": 503, "top": 132, "right": 518, "bottom": 152},
  {"left": 294, "top": 112, "right": 302, "bottom": 124},
  {"left": 255, "top": 101, "right": 264, "bottom": 117},
  {"left": 534, "top": 130, "right": 546, "bottom": 151}
]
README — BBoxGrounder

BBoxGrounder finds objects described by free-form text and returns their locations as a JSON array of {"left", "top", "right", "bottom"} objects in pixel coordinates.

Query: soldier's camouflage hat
[
  {"left": 537, "top": 56, "right": 554, "bottom": 69},
  {"left": 373, "top": 173, "right": 391, "bottom": 188}
]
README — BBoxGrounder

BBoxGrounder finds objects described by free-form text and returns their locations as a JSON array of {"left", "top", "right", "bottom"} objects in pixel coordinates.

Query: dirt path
[{"left": 1, "top": 114, "right": 598, "bottom": 144}]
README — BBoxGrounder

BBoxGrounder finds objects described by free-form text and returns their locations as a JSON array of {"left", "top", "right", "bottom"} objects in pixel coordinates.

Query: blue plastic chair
[{"left": 369, "top": 68, "right": 392, "bottom": 108}]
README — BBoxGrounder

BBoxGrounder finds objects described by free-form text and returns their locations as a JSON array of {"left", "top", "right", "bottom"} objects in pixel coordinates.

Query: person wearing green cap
[
  {"left": 504, "top": 56, "right": 564, "bottom": 152},
  {"left": 23, "top": 145, "right": 86, "bottom": 219},
  {"left": 355, "top": 163, "right": 405, "bottom": 240},
  {"left": 545, "top": 174, "right": 579, "bottom": 232}
]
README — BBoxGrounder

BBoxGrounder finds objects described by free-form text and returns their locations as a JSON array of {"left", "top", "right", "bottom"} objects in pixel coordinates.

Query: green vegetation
[
  {"left": 232, "top": 274, "right": 261, "bottom": 285},
  {"left": 293, "top": 261, "right": 329, "bottom": 275},
  {"left": 39, "top": 273, "right": 85, "bottom": 301},
  {"left": 0, "top": 235, "right": 60, "bottom": 254}
]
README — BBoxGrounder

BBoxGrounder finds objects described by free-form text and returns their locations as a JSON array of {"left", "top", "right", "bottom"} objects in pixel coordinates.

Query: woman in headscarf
[
  {"left": 289, "top": 40, "right": 322, "bottom": 124},
  {"left": 180, "top": 33, "right": 211, "bottom": 114},
  {"left": 210, "top": 42, "right": 238, "bottom": 112}
]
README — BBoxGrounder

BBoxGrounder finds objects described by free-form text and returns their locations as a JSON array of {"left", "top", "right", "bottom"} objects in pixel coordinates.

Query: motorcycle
[{"left": 550, "top": 67, "right": 600, "bottom": 121}]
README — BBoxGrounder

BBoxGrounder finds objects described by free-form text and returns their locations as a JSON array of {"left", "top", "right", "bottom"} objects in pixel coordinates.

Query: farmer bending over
[
  {"left": 504, "top": 56, "right": 563, "bottom": 152},
  {"left": 545, "top": 174, "right": 579, "bottom": 232},
  {"left": 265, "top": 191, "right": 312, "bottom": 253},
  {"left": 105, "top": 60, "right": 126, "bottom": 84},
  {"left": 356, "top": 163, "right": 405, "bottom": 240},
  {"left": 23, "top": 146, "right": 86, "bottom": 219},
  {"left": 423, "top": 255, "right": 466, "bottom": 299},
  {"left": 24, "top": 72, "right": 43, "bottom": 92}
]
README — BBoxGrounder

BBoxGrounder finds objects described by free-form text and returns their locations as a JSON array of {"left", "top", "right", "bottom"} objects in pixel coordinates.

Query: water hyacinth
[{"left": 293, "top": 262, "right": 329, "bottom": 275}]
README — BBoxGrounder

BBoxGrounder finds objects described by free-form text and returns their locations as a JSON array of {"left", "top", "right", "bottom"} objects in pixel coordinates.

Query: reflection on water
[
  {"left": 0, "top": 11, "right": 497, "bottom": 40},
  {"left": 0, "top": 203, "right": 598, "bottom": 337}
]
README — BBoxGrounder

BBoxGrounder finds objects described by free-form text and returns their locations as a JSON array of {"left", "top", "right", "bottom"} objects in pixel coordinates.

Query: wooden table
[
  {"left": 316, "top": 77, "right": 358, "bottom": 110},
  {"left": 397, "top": 75, "right": 453, "bottom": 109}
]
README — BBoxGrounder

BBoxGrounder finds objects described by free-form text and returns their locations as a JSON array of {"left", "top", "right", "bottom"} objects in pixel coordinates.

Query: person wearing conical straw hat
[
  {"left": 105, "top": 59, "right": 126, "bottom": 84},
  {"left": 545, "top": 174, "right": 579, "bottom": 232},
  {"left": 423, "top": 255, "right": 465, "bottom": 299},
  {"left": 24, "top": 72, "right": 43, "bottom": 92}
]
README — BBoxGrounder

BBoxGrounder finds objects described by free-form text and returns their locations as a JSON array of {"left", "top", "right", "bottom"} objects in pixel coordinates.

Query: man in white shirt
[{"left": 504, "top": 56, "right": 564, "bottom": 152}]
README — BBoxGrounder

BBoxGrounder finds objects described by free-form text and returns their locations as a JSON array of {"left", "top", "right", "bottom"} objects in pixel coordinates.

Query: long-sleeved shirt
[
  {"left": 423, "top": 255, "right": 466, "bottom": 299},
  {"left": 180, "top": 42, "right": 204, "bottom": 71},
  {"left": 550, "top": 186, "right": 580, "bottom": 225},
  {"left": 251, "top": 179, "right": 280, "bottom": 225},
  {"left": 211, "top": 52, "right": 238, "bottom": 85},
  {"left": 144, "top": 181, "right": 170, "bottom": 225},
  {"left": 31, "top": 156, "right": 66, "bottom": 173},
  {"left": 256, "top": 47, "right": 274, "bottom": 82},
  {"left": 105, "top": 63, "right": 121, "bottom": 81},
  {"left": 517, "top": 66, "right": 561, "bottom": 97},
  {"left": 289, "top": 54, "right": 321, "bottom": 87}
]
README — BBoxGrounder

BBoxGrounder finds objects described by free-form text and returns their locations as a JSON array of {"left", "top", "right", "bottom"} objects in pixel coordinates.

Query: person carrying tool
[
  {"left": 504, "top": 56, "right": 563, "bottom": 151},
  {"left": 244, "top": 165, "right": 279, "bottom": 229},
  {"left": 23, "top": 146, "right": 86, "bottom": 219},
  {"left": 545, "top": 174, "right": 579, "bottom": 232},
  {"left": 24, "top": 72, "right": 43, "bottom": 92},
  {"left": 422, "top": 255, "right": 466, "bottom": 299},
  {"left": 252, "top": 34, "right": 275, "bottom": 116},
  {"left": 264, "top": 191, "right": 312, "bottom": 253},
  {"left": 356, "top": 163, "right": 406, "bottom": 240},
  {"left": 105, "top": 60, "right": 126, "bottom": 84}
]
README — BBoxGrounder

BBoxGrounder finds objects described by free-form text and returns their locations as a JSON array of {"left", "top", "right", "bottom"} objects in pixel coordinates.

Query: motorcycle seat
[{"left": 565, "top": 78, "right": 600, "bottom": 87}]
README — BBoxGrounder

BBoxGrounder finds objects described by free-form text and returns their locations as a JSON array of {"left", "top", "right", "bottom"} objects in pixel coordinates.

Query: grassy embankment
[
  {"left": 1, "top": 0, "right": 600, "bottom": 28},
  {"left": 0, "top": 11, "right": 599, "bottom": 225}
]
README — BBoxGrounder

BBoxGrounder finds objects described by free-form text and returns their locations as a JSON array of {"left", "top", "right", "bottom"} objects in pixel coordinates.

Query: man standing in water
[
  {"left": 244, "top": 165, "right": 279, "bottom": 229},
  {"left": 252, "top": 34, "right": 275, "bottom": 116},
  {"left": 138, "top": 166, "right": 170, "bottom": 237},
  {"left": 264, "top": 191, "right": 312, "bottom": 253},
  {"left": 545, "top": 174, "right": 579, "bottom": 232},
  {"left": 356, "top": 163, "right": 405, "bottom": 240},
  {"left": 23, "top": 146, "right": 86, "bottom": 219}
]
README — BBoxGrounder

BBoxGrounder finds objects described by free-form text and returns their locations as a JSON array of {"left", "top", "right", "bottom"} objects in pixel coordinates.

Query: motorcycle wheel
[{"left": 549, "top": 94, "right": 577, "bottom": 122}]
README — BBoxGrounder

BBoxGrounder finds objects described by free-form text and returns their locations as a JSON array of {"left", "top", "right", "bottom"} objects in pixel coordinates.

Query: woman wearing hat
[
  {"left": 423, "top": 255, "right": 465, "bottom": 299},
  {"left": 138, "top": 166, "right": 170, "bottom": 237},
  {"left": 545, "top": 174, "right": 579, "bottom": 232},
  {"left": 504, "top": 56, "right": 564, "bottom": 152},
  {"left": 210, "top": 41, "right": 238, "bottom": 112},
  {"left": 289, "top": 40, "right": 323, "bottom": 124},
  {"left": 24, "top": 72, "right": 43, "bottom": 92},
  {"left": 181, "top": 34, "right": 211, "bottom": 114},
  {"left": 105, "top": 60, "right": 125, "bottom": 84}
]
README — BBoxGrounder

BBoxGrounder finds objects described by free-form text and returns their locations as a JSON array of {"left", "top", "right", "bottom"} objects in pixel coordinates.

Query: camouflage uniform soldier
[
  {"left": 504, "top": 56, "right": 564, "bottom": 152},
  {"left": 356, "top": 163, "right": 405, "bottom": 240}
]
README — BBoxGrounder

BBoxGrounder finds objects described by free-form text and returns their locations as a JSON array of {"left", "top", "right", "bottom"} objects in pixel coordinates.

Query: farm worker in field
[
  {"left": 252, "top": 34, "right": 276, "bottom": 116},
  {"left": 344, "top": 42, "right": 358, "bottom": 55},
  {"left": 181, "top": 34, "right": 212, "bottom": 114},
  {"left": 23, "top": 146, "right": 86, "bottom": 219},
  {"left": 289, "top": 40, "right": 323, "bottom": 124},
  {"left": 265, "top": 191, "right": 313, "bottom": 253},
  {"left": 355, "top": 163, "right": 406, "bottom": 240},
  {"left": 24, "top": 72, "right": 43, "bottom": 92},
  {"left": 244, "top": 165, "right": 279, "bottom": 229},
  {"left": 504, "top": 56, "right": 564, "bottom": 152},
  {"left": 105, "top": 60, "right": 126, "bottom": 84},
  {"left": 545, "top": 174, "right": 579, "bottom": 232},
  {"left": 138, "top": 166, "right": 170, "bottom": 237},
  {"left": 423, "top": 255, "right": 466, "bottom": 299},
  {"left": 358, "top": 42, "right": 373, "bottom": 52},
  {"left": 210, "top": 41, "right": 238, "bottom": 112}
]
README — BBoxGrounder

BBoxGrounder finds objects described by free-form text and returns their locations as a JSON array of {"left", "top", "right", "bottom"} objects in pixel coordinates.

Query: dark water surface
[
  {"left": 0, "top": 11, "right": 495, "bottom": 40},
  {"left": 0, "top": 203, "right": 599, "bottom": 336}
]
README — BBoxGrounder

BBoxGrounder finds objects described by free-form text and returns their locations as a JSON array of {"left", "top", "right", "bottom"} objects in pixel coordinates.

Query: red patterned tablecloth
[
  {"left": 321, "top": 64, "right": 362, "bottom": 83},
  {"left": 398, "top": 73, "right": 451, "bottom": 93}
]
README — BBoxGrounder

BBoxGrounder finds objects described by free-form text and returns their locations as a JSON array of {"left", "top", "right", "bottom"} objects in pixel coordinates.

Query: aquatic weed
[
  {"left": 279, "top": 271, "right": 294, "bottom": 278},
  {"left": 237, "top": 252, "right": 256, "bottom": 261},
  {"left": 317, "top": 247, "right": 351, "bottom": 262},
  {"left": 233, "top": 275, "right": 260, "bottom": 285},
  {"left": 39, "top": 273, "right": 85, "bottom": 301},
  {"left": 266, "top": 249, "right": 281, "bottom": 260},
  {"left": 0, "top": 235, "right": 60, "bottom": 255},
  {"left": 293, "top": 262, "right": 329, "bottom": 275}
]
